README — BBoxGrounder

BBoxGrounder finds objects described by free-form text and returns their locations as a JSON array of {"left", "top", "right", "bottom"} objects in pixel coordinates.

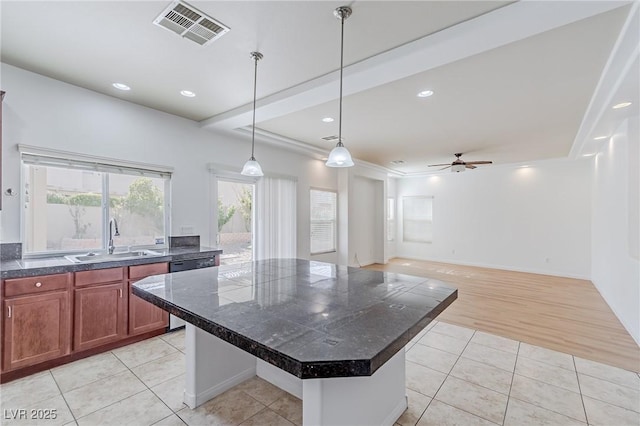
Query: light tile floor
[{"left": 1, "top": 322, "right": 639, "bottom": 426}]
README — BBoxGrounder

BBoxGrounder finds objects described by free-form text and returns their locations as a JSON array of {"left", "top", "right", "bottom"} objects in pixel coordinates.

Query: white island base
[{"left": 183, "top": 324, "right": 408, "bottom": 426}]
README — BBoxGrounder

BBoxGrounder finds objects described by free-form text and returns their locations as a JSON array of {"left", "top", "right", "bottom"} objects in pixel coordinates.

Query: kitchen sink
[{"left": 65, "top": 249, "right": 163, "bottom": 263}]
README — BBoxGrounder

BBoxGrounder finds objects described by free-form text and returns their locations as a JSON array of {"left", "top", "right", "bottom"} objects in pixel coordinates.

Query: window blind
[
  {"left": 19, "top": 144, "right": 172, "bottom": 179},
  {"left": 402, "top": 196, "right": 433, "bottom": 243},
  {"left": 310, "top": 189, "right": 337, "bottom": 254}
]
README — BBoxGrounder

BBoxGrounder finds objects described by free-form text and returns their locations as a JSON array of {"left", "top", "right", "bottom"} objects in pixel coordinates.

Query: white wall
[
  {"left": 0, "top": 63, "right": 338, "bottom": 262},
  {"left": 352, "top": 176, "right": 384, "bottom": 266},
  {"left": 339, "top": 165, "right": 389, "bottom": 267},
  {"left": 386, "top": 178, "right": 398, "bottom": 259},
  {"left": 591, "top": 117, "right": 640, "bottom": 345},
  {"left": 396, "top": 160, "right": 592, "bottom": 279}
]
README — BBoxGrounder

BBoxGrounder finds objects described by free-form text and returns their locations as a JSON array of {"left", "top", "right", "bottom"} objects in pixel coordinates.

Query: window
[
  {"left": 387, "top": 198, "right": 395, "bottom": 241},
  {"left": 402, "top": 196, "right": 433, "bottom": 243},
  {"left": 310, "top": 189, "right": 337, "bottom": 254},
  {"left": 23, "top": 153, "right": 170, "bottom": 255}
]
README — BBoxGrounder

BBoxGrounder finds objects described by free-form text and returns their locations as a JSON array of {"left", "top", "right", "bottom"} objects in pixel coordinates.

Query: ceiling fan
[{"left": 428, "top": 153, "right": 493, "bottom": 173}]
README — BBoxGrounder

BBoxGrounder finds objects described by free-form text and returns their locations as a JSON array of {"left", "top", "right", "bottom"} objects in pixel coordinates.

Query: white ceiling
[{"left": 1, "top": 1, "right": 635, "bottom": 173}]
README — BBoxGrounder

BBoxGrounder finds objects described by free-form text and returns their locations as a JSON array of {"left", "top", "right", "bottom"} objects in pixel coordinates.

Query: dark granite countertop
[
  {"left": 133, "top": 258, "right": 457, "bottom": 379},
  {"left": 0, "top": 246, "right": 222, "bottom": 279}
]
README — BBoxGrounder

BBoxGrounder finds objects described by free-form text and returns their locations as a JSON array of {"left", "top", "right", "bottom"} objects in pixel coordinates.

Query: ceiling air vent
[
  {"left": 322, "top": 135, "right": 340, "bottom": 141},
  {"left": 153, "top": 1, "right": 230, "bottom": 46}
]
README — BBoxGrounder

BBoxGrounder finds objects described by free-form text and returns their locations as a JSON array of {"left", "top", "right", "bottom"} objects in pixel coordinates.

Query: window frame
[
  {"left": 20, "top": 153, "right": 172, "bottom": 258},
  {"left": 309, "top": 187, "right": 338, "bottom": 255},
  {"left": 387, "top": 197, "right": 396, "bottom": 242},
  {"left": 402, "top": 196, "right": 433, "bottom": 244}
]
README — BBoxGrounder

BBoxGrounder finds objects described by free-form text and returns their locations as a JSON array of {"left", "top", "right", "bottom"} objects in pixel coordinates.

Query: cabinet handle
[
  {"left": 35, "top": 282, "right": 42, "bottom": 288},
  {"left": 7, "top": 306, "right": 11, "bottom": 318},
  {"left": 119, "top": 288, "right": 123, "bottom": 298}
]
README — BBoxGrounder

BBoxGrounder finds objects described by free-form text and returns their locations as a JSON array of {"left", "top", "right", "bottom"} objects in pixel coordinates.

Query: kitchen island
[{"left": 133, "top": 259, "right": 457, "bottom": 425}]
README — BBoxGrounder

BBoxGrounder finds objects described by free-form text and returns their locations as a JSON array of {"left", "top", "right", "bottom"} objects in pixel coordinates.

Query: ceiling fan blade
[
  {"left": 465, "top": 164, "right": 477, "bottom": 169},
  {"left": 428, "top": 163, "right": 451, "bottom": 167},
  {"left": 439, "top": 165, "right": 452, "bottom": 171},
  {"left": 465, "top": 161, "right": 493, "bottom": 165}
]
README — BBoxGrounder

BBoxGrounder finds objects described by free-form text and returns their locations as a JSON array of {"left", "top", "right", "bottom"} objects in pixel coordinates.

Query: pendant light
[
  {"left": 326, "top": 6, "right": 355, "bottom": 168},
  {"left": 241, "top": 51, "right": 264, "bottom": 177}
]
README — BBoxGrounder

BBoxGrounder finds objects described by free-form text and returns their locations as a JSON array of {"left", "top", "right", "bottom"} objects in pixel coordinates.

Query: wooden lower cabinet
[
  {"left": 74, "top": 282, "right": 127, "bottom": 351},
  {"left": 1, "top": 261, "right": 170, "bottom": 378},
  {"left": 128, "top": 263, "right": 169, "bottom": 335},
  {"left": 3, "top": 290, "right": 71, "bottom": 371}
]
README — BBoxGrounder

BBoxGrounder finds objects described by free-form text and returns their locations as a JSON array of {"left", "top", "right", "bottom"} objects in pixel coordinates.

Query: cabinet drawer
[
  {"left": 4, "top": 273, "right": 71, "bottom": 297},
  {"left": 75, "top": 268, "right": 124, "bottom": 287},
  {"left": 129, "top": 263, "right": 168, "bottom": 280}
]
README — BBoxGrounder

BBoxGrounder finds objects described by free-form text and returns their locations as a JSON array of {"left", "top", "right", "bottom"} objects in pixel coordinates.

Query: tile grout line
[
  {"left": 119, "top": 348, "right": 183, "bottom": 423},
  {"left": 501, "top": 340, "right": 521, "bottom": 426},
  {"left": 417, "top": 330, "right": 518, "bottom": 393},
  {"left": 74, "top": 388, "right": 148, "bottom": 424},
  {"left": 150, "top": 413, "right": 186, "bottom": 426},
  {"left": 414, "top": 327, "right": 485, "bottom": 425},
  {"left": 47, "top": 369, "right": 77, "bottom": 424},
  {"left": 68, "top": 343, "right": 181, "bottom": 424},
  {"left": 573, "top": 355, "right": 591, "bottom": 426}
]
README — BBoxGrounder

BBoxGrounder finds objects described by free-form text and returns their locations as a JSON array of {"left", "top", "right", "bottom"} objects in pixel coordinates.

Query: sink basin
[{"left": 65, "top": 250, "right": 163, "bottom": 263}]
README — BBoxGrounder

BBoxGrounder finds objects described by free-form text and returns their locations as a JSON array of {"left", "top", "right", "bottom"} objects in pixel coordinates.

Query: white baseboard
[
  {"left": 184, "top": 366, "right": 256, "bottom": 408},
  {"left": 256, "top": 359, "right": 303, "bottom": 399},
  {"left": 384, "top": 395, "right": 409, "bottom": 426}
]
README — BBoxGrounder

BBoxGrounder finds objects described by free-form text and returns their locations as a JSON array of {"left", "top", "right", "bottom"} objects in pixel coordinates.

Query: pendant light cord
[
  {"left": 338, "top": 13, "right": 345, "bottom": 148},
  {"left": 251, "top": 55, "right": 258, "bottom": 160}
]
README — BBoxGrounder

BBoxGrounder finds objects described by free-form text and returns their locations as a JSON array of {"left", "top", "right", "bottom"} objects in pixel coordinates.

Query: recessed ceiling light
[
  {"left": 417, "top": 90, "right": 434, "bottom": 98},
  {"left": 612, "top": 102, "right": 632, "bottom": 109},
  {"left": 112, "top": 83, "right": 131, "bottom": 91},
  {"left": 593, "top": 136, "right": 608, "bottom": 140},
  {"left": 180, "top": 90, "right": 196, "bottom": 98},
  {"left": 322, "top": 117, "right": 334, "bottom": 123},
  {"left": 583, "top": 153, "right": 596, "bottom": 157},
  {"left": 520, "top": 165, "right": 530, "bottom": 168}
]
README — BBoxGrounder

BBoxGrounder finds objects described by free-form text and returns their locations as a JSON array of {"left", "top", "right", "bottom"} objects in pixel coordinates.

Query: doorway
[{"left": 216, "top": 179, "right": 254, "bottom": 265}]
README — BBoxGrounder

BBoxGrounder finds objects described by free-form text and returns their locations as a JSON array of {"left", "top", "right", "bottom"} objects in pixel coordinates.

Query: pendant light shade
[
  {"left": 241, "top": 158, "right": 263, "bottom": 176},
  {"left": 326, "top": 6, "right": 354, "bottom": 168},
  {"left": 326, "top": 142, "right": 354, "bottom": 167},
  {"left": 241, "top": 51, "right": 264, "bottom": 177}
]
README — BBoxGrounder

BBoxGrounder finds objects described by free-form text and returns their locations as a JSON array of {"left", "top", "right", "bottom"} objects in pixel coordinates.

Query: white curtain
[{"left": 254, "top": 176, "right": 297, "bottom": 260}]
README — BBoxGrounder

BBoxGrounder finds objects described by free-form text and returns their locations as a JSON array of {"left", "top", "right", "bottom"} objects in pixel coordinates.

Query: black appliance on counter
[{"left": 169, "top": 256, "right": 217, "bottom": 272}]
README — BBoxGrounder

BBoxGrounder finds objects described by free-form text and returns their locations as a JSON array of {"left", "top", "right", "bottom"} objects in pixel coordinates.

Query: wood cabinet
[
  {"left": 73, "top": 268, "right": 127, "bottom": 351},
  {"left": 1, "top": 260, "right": 173, "bottom": 379},
  {"left": 2, "top": 273, "right": 71, "bottom": 371},
  {"left": 128, "top": 263, "right": 169, "bottom": 335}
]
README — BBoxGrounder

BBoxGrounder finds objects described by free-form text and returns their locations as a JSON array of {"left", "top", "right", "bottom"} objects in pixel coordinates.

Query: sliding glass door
[{"left": 216, "top": 179, "right": 254, "bottom": 265}]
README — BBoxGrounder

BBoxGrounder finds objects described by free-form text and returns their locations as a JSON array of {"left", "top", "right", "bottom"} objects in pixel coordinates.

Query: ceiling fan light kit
[
  {"left": 326, "top": 6, "right": 355, "bottom": 168},
  {"left": 241, "top": 51, "right": 264, "bottom": 177},
  {"left": 428, "top": 153, "right": 493, "bottom": 173}
]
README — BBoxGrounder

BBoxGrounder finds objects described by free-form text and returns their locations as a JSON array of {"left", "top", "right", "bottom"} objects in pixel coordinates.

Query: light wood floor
[{"left": 365, "top": 258, "right": 640, "bottom": 373}]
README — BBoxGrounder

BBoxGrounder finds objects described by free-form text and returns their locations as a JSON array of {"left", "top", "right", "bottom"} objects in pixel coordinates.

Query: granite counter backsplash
[
  {"left": 169, "top": 235, "right": 200, "bottom": 248},
  {"left": 0, "top": 243, "right": 22, "bottom": 261}
]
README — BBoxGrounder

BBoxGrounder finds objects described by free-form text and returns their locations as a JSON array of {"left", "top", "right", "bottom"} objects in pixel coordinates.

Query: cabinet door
[
  {"left": 128, "top": 282, "right": 169, "bottom": 335},
  {"left": 3, "top": 291, "right": 71, "bottom": 371},
  {"left": 128, "top": 263, "right": 169, "bottom": 335},
  {"left": 74, "top": 283, "right": 127, "bottom": 351}
]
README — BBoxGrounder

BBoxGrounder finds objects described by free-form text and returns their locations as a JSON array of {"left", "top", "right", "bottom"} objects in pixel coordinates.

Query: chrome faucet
[{"left": 108, "top": 218, "right": 120, "bottom": 254}]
